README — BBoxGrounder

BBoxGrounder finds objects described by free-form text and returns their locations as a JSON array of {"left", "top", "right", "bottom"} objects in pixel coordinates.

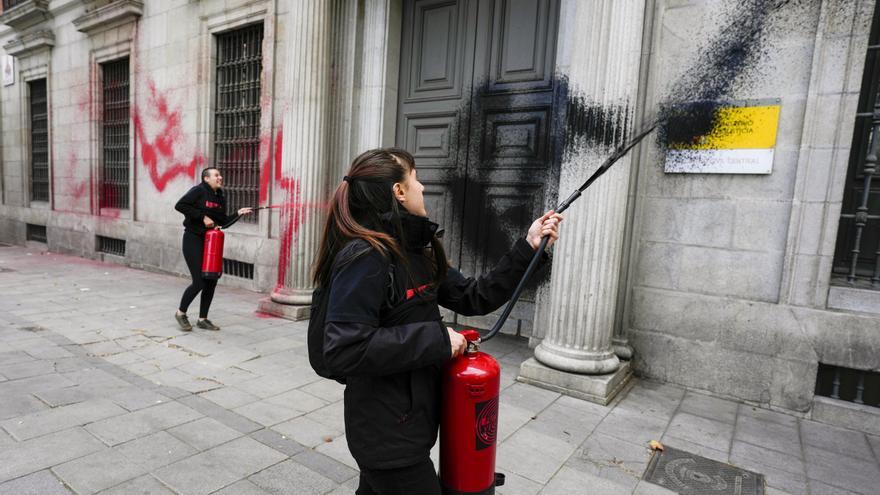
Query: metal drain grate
[{"left": 643, "top": 446, "right": 765, "bottom": 495}]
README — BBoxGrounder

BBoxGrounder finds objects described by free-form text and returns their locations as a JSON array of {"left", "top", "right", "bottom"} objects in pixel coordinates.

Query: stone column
[
  {"left": 353, "top": 0, "right": 400, "bottom": 150},
  {"left": 519, "top": 0, "right": 646, "bottom": 404},
  {"left": 263, "top": 0, "right": 335, "bottom": 318}
]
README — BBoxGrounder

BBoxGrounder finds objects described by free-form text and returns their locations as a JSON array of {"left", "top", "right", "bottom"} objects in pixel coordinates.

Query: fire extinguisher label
[{"left": 474, "top": 396, "right": 498, "bottom": 451}]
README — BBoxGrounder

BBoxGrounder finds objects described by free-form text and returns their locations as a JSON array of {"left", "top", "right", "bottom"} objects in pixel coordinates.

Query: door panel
[
  {"left": 397, "top": 0, "right": 560, "bottom": 333},
  {"left": 397, "top": 0, "right": 479, "bottom": 269}
]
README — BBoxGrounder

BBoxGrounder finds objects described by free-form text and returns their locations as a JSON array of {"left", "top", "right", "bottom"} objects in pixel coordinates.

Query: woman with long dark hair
[
  {"left": 314, "top": 148, "right": 562, "bottom": 494},
  {"left": 173, "top": 167, "right": 252, "bottom": 331}
]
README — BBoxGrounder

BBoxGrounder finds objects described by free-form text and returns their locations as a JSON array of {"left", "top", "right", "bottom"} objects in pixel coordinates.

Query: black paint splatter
[
  {"left": 656, "top": 0, "right": 800, "bottom": 148},
  {"left": 556, "top": 75, "right": 631, "bottom": 153},
  {"left": 441, "top": 80, "right": 557, "bottom": 291}
]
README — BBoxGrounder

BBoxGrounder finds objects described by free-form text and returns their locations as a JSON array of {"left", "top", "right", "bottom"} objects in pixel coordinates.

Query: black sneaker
[
  {"left": 175, "top": 312, "right": 192, "bottom": 331},
  {"left": 197, "top": 319, "right": 220, "bottom": 331}
]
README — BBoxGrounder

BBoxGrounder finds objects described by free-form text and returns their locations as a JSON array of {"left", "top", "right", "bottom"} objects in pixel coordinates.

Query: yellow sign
[{"left": 684, "top": 104, "right": 781, "bottom": 150}]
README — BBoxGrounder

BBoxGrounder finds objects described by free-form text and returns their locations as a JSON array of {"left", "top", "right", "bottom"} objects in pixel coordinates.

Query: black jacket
[
  {"left": 174, "top": 182, "right": 238, "bottom": 235},
  {"left": 322, "top": 214, "right": 549, "bottom": 469}
]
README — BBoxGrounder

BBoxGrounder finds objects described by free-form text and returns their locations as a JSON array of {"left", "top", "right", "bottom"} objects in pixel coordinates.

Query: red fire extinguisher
[
  {"left": 201, "top": 228, "right": 224, "bottom": 279},
  {"left": 441, "top": 329, "right": 504, "bottom": 494}
]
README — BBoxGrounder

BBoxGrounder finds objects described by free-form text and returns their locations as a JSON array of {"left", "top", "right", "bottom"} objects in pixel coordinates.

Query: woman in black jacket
[
  {"left": 173, "top": 167, "right": 252, "bottom": 331},
  {"left": 313, "top": 148, "right": 562, "bottom": 494}
]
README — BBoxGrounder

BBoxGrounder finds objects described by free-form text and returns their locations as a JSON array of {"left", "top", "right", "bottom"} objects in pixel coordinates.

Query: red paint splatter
[
  {"left": 274, "top": 127, "right": 283, "bottom": 180},
  {"left": 66, "top": 153, "right": 89, "bottom": 207},
  {"left": 258, "top": 125, "right": 283, "bottom": 205},
  {"left": 101, "top": 206, "right": 122, "bottom": 219},
  {"left": 133, "top": 80, "right": 204, "bottom": 192},
  {"left": 274, "top": 177, "right": 329, "bottom": 289},
  {"left": 253, "top": 311, "right": 279, "bottom": 319},
  {"left": 275, "top": 179, "right": 302, "bottom": 288}
]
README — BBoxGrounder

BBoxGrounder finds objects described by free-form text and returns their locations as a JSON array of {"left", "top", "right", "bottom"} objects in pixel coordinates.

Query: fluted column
[
  {"left": 520, "top": 0, "right": 646, "bottom": 403},
  {"left": 269, "top": 0, "right": 335, "bottom": 308}
]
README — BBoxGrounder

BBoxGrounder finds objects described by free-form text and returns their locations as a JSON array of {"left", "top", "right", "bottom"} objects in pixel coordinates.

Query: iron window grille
[
  {"left": 834, "top": 1, "right": 880, "bottom": 288},
  {"left": 222, "top": 258, "right": 254, "bottom": 279},
  {"left": 26, "top": 224, "right": 46, "bottom": 243},
  {"left": 815, "top": 363, "right": 880, "bottom": 408},
  {"left": 29, "top": 79, "right": 49, "bottom": 202},
  {"left": 214, "top": 24, "right": 263, "bottom": 224},
  {"left": 2, "top": 0, "right": 29, "bottom": 10},
  {"left": 97, "top": 235, "right": 126, "bottom": 256},
  {"left": 101, "top": 58, "right": 130, "bottom": 210}
]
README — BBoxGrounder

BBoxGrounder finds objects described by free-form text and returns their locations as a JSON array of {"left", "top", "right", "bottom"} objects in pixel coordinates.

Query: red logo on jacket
[{"left": 205, "top": 201, "right": 221, "bottom": 209}]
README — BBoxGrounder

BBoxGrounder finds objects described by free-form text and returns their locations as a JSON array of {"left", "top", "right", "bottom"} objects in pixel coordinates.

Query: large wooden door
[{"left": 396, "top": 0, "right": 560, "bottom": 335}]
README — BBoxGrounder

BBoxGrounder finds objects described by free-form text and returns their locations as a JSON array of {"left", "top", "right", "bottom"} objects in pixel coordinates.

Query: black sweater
[
  {"left": 174, "top": 182, "right": 238, "bottom": 235},
  {"left": 323, "top": 216, "right": 549, "bottom": 470}
]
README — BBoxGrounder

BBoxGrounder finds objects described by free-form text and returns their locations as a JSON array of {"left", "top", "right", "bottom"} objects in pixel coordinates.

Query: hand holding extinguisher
[{"left": 200, "top": 207, "right": 254, "bottom": 280}]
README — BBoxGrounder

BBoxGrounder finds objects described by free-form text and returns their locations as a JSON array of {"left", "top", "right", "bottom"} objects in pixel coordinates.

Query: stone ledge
[
  {"left": 517, "top": 358, "right": 632, "bottom": 406},
  {"left": 73, "top": 0, "right": 143, "bottom": 36},
  {"left": 257, "top": 298, "right": 310, "bottom": 321},
  {"left": 811, "top": 395, "right": 880, "bottom": 436},
  {"left": 0, "top": 0, "right": 51, "bottom": 31},
  {"left": 827, "top": 284, "right": 880, "bottom": 316},
  {"left": 3, "top": 29, "right": 54, "bottom": 58}
]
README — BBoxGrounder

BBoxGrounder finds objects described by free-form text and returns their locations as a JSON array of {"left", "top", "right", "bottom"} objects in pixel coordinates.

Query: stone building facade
[{"left": 0, "top": 0, "right": 877, "bottom": 429}]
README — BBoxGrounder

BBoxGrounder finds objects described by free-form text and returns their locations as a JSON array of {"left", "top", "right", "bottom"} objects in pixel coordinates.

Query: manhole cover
[{"left": 643, "top": 445, "right": 765, "bottom": 495}]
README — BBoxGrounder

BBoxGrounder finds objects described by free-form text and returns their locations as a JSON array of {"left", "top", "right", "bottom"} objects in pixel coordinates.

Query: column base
[
  {"left": 270, "top": 287, "right": 313, "bottom": 306},
  {"left": 517, "top": 358, "right": 632, "bottom": 406},
  {"left": 612, "top": 337, "right": 633, "bottom": 360},
  {"left": 257, "top": 297, "right": 311, "bottom": 321}
]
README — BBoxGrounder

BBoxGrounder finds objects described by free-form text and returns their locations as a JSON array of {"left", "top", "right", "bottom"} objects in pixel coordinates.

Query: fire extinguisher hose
[{"left": 480, "top": 122, "right": 658, "bottom": 342}]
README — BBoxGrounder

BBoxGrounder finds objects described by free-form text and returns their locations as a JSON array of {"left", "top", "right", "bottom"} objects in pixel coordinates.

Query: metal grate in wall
[
  {"left": 26, "top": 224, "right": 46, "bottom": 243},
  {"left": 101, "top": 58, "right": 130, "bottom": 210},
  {"left": 222, "top": 258, "right": 254, "bottom": 279},
  {"left": 29, "top": 79, "right": 49, "bottom": 203},
  {"left": 834, "top": 0, "right": 880, "bottom": 288},
  {"left": 97, "top": 236, "right": 126, "bottom": 257},
  {"left": 815, "top": 363, "right": 880, "bottom": 408},
  {"left": 214, "top": 24, "right": 263, "bottom": 224}
]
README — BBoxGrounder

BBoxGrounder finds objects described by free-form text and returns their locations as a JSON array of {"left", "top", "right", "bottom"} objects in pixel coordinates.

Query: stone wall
[{"left": 625, "top": 0, "right": 880, "bottom": 412}]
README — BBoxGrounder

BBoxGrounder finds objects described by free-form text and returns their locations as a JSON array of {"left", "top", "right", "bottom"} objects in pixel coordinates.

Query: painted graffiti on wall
[{"left": 133, "top": 81, "right": 205, "bottom": 193}]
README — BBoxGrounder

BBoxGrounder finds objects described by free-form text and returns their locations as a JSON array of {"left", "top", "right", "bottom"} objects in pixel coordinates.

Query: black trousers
[
  {"left": 178, "top": 231, "right": 217, "bottom": 318},
  {"left": 356, "top": 459, "right": 442, "bottom": 495}
]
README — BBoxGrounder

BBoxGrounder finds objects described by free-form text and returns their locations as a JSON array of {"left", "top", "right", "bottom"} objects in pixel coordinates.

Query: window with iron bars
[
  {"left": 834, "top": 0, "right": 880, "bottom": 289},
  {"left": 2, "top": 0, "right": 29, "bottom": 10},
  {"left": 26, "top": 224, "right": 46, "bottom": 243},
  {"left": 222, "top": 258, "right": 255, "bottom": 280},
  {"left": 29, "top": 79, "right": 49, "bottom": 203},
  {"left": 101, "top": 58, "right": 130, "bottom": 210},
  {"left": 97, "top": 235, "right": 126, "bottom": 257},
  {"left": 214, "top": 24, "right": 263, "bottom": 224},
  {"left": 815, "top": 364, "right": 880, "bottom": 408}
]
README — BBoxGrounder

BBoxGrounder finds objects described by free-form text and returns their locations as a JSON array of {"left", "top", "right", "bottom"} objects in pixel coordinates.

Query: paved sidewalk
[{"left": 0, "top": 244, "right": 878, "bottom": 495}]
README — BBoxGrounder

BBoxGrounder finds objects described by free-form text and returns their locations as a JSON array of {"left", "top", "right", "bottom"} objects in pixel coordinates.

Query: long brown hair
[{"left": 313, "top": 148, "right": 448, "bottom": 289}]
